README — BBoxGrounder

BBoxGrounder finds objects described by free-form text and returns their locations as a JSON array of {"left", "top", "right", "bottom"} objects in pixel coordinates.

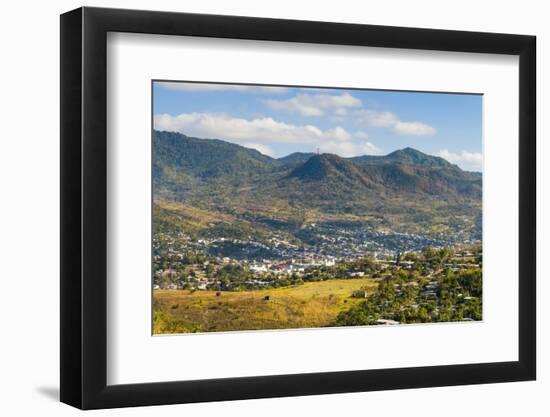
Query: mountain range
[
  {"left": 153, "top": 130, "right": 482, "bottom": 241},
  {"left": 153, "top": 130, "right": 481, "bottom": 200}
]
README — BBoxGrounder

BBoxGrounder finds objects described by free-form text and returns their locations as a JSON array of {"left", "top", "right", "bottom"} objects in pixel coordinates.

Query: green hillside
[{"left": 152, "top": 130, "right": 482, "bottom": 240}]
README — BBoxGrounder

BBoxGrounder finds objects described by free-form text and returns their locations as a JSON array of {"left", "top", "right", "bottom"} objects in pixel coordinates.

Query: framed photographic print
[{"left": 60, "top": 6, "right": 536, "bottom": 409}]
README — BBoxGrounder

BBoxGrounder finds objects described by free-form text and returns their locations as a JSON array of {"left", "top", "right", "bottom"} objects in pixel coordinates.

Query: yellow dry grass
[{"left": 153, "top": 278, "right": 377, "bottom": 334}]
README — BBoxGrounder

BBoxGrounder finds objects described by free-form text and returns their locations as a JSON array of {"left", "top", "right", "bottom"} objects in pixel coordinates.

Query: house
[
  {"left": 290, "top": 265, "right": 305, "bottom": 273},
  {"left": 250, "top": 264, "right": 268, "bottom": 273}
]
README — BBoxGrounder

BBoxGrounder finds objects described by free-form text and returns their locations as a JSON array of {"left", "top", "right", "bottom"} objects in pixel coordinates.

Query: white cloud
[
  {"left": 159, "top": 84, "right": 437, "bottom": 138},
  {"left": 438, "top": 149, "right": 483, "bottom": 172},
  {"left": 356, "top": 109, "right": 436, "bottom": 136},
  {"left": 244, "top": 143, "right": 274, "bottom": 156},
  {"left": 154, "top": 112, "right": 385, "bottom": 158},
  {"left": 362, "top": 142, "right": 383, "bottom": 155},
  {"left": 354, "top": 131, "right": 370, "bottom": 140},
  {"left": 154, "top": 112, "right": 353, "bottom": 145},
  {"left": 394, "top": 121, "right": 436, "bottom": 136},
  {"left": 358, "top": 110, "right": 400, "bottom": 127},
  {"left": 157, "top": 82, "right": 289, "bottom": 94},
  {"left": 320, "top": 141, "right": 383, "bottom": 157},
  {"left": 265, "top": 93, "right": 435, "bottom": 137},
  {"left": 328, "top": 126, "right": 352, "bottom": 141},
  {"left": 265, "top": 93, "right": 362, "bottom": 117}
]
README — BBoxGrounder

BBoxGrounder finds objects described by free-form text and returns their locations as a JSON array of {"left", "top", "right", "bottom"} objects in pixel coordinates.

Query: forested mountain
[
  {"left": 153, "top": 130, "right": 481, "bottom": 201},
  {"left": 277, "top": 152, "right": 316, "bottom": 165},
  {"left": 153, "top": 130, "right": 276, "bottom": 179},
  {"left": 153, "top": 130, "right": 482, "bottom": 241}
]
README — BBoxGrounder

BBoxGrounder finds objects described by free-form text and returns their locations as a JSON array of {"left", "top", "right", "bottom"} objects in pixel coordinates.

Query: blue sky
[{"left": 153, "top": 81, "right": 483, "bottom": 171}]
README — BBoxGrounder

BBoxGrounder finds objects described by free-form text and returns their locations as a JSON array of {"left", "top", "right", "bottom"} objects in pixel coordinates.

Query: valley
[{"left": 152, "top": 130, "right": 483, "bottom": 333}]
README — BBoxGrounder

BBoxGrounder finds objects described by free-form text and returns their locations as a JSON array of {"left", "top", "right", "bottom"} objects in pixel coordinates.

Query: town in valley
[{"left": 152, "top": 83, "right": 483, "bottom": 333}]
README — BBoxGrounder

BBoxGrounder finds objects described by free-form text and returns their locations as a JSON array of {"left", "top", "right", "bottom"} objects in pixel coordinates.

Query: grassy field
[{"left": 153, "top": 278, "right": 378, "bottom": 334}]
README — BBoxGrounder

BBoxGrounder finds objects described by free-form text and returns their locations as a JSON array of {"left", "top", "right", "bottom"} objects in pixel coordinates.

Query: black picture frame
[{"left": 60, "top": 6, "right": 536, "bottom": 410}]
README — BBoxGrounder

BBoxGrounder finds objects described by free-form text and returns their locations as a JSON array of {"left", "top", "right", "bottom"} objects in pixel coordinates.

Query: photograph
[
  {"left": 1, "top": 1, "right": 543, "bottom": 414},
  {"left": 152, "top": 81, "right": 483, "bottom": 334}
]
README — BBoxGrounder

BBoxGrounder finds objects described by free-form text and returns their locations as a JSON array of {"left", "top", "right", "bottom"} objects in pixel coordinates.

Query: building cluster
[{"left": 153, "top": 224, "right": 482, "bottom": 292}]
